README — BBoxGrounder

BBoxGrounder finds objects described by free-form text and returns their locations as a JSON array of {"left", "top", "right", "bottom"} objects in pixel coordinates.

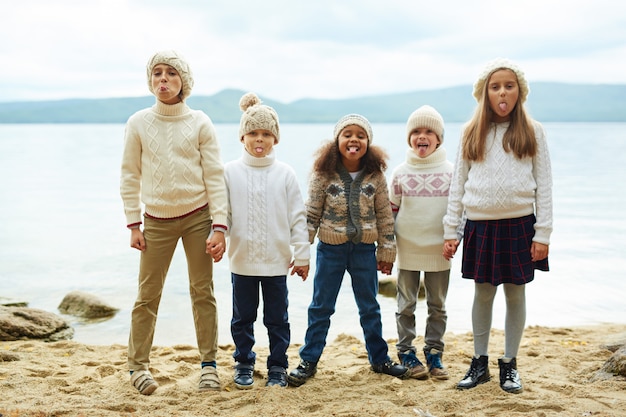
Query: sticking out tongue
[
  {"left": 255, "top": 147, "right": 264, "bottom": 154},
  {"left": 348, "top": 146, "right": 359, "bottom": 155},
  {"left": 499, "top": 102, "right": 507, "bottom": 112}
]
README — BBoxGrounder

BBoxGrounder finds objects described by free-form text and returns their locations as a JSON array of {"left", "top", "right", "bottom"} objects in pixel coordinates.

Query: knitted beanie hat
[
  {"left": 333, "top": 114, "right": 373, "bottom": 144},
  {"left": 406, "top": 105, "right": 444, "bottom": 146},
  {"left": 238, "top": 92, "right": 280, "bottom": 142},
  {"left": 473, "top": 57, "right": 529, "bottom": 103},
  {"left": 146, "top": 50, "right": 194, "bottom": 101}
]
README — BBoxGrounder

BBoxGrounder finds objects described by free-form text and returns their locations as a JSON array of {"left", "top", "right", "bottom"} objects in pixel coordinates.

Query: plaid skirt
[{"left": 462, "top": 214, "right": 549, "bottom": 285}]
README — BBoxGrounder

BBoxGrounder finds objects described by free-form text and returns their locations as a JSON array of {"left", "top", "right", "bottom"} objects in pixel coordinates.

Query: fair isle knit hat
[
  {"left": 146, "top": 50, "right": 194, "bottom": 101},
  {"left": 333, "top": 114, "right": 373, "bottom": 144},
  {"left": 238, "top": 92, "right": 280, "bottom": 142},
  {"left": 406, "top": 105, "right": 444, "bottom": 146},
  {"left": 473, "top": 57, "right": 529, "bottom": 103}
]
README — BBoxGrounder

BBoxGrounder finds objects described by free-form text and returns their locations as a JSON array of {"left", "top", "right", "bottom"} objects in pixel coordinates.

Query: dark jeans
[
  {"left": 299, "top": 241, "right": 390, "bottom": 365},
  {"left": 231, "top": 273, "right": 290, "bottom": 369}
]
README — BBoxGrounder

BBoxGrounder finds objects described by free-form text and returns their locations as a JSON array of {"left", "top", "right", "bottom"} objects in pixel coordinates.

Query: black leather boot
[
  {"left": 457, "top": 355, "right": 490, "bottom": 389},
  {"left": 287, "top": 360, "right": 317, "bottom": 387},
  {"left": 498, "top": 357, "right": 523, "bottom": 393}
]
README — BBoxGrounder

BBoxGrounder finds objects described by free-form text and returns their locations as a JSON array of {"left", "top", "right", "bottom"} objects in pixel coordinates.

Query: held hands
[
  {"left": 130, "top": 228, "right": 146, "bottom": 252},
  {"left": 443, "top": 239, "right": 460, "bottom": 260},
  {"left": 289, "top": 261, "right": 310, "bottom": 281},
  {"left": 377, "top": 261, "right": 393, "bottom": 275},
  {"left": 206, "top": 230, "right": 226, "bottom": 262},
  {"left": 531, "top": 242, "right": 549, "bottom": 262}
]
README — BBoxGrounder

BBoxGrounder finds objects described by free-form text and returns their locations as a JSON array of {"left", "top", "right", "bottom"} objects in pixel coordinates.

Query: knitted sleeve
[
  {"left": 373, "top": 172, "right": 397, "bottom": 263},
  {"left": 120, "top": 114, "right": 143, "bottom": 226},
  {"left": 305, "top": 172, "right": 326, "bottom": 243},
  {"left": 286, "top": 167, "right": 311, "bottom": 266},
  {"left": 197, "top": 113, "right": 228, "bottom": 228},
  {"left": 531, "top": 122, "right": 553, "bottom": 244},
  {"left": 443, "top": 137, "right": 469, "bottom": 240},
  {"left": 388, "top": 166, "right": 402, "bottom": 218}
]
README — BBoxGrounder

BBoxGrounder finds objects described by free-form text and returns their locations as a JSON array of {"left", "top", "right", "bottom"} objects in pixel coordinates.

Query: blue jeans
[
  {"left": 231, "top": 274, "right": 290, "bottom": 369},
  {"left": 299, "top": 242, "right": 390, "bottom": 365}
]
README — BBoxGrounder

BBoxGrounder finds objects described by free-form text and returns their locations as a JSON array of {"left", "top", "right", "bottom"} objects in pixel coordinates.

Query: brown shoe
[
  {"left": 398, "top": 351, "right": 429, "bottom": 379},
  {"left": 425, "top": 349, "right": 449, "bottom": 380}
]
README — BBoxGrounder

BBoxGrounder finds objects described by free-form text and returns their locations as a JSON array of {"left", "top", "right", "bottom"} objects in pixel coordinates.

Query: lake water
[{"left": 1, "top": 122, "right": 625, "bottom": 347}]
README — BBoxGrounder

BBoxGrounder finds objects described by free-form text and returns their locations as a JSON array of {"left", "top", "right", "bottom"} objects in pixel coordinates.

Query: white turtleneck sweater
[
  {"left": 224, "top": 149, "right": 310, "bottom": 277},
  {"left": 443, "top": 121, "right": 553, "bottom": 245},
  {"left": 389, "top": 146, "right": 454, "bottom": 272},
  {"left": 120, "top": 100, "right": 228, "bottom": 228}
]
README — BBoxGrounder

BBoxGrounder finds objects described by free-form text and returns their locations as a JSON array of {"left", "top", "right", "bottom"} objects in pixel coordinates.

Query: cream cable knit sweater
[
  {"left": 224, "top": 149, "right": 310, "bottom": 276},
  {"left": 443, "top": 121, "right": 553, "bottom": 245},
  {"left": 389, "top": 147, "right": 453, "bottom": 272},
  {"left": 120, "top": 100, "right": 228, "bottom": 227}
]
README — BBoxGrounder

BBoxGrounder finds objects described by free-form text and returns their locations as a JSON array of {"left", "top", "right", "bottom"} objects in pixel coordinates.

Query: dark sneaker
[
  {"left": 266, "top": 366, "right": 287, "bottom": 388},
  {"left": 398, "top": 351, "right": 429, "bottom": 379},
  {"left": 233, "top": 362, "right": 254, "bottom": 389},
  {"left": 498, "top": 358, "right": 523, "bottom": 394},
  {"left": 287, "top": 360, "right": 317, "bottom": 387},
  {"left": 457, "top": 355, "right": 490, "bottom": 390},
  {"left": 425, "top": 348, "right": 449, "bottom": 380},
  {"left": 371, "top": 359, "right": 410, "bottom": 379}
]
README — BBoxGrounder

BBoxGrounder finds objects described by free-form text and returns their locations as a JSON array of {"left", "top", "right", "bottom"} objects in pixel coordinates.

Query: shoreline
[{"left": 1, "top": 323, "right": 625, "bottom": 417}]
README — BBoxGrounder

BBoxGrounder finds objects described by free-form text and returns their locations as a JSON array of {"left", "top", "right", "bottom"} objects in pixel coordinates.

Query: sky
[{"left": 3, "top": 0, "right": 626, "bottom": 103}]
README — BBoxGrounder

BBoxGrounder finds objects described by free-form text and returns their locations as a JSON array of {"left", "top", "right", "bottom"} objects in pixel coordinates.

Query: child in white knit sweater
[
  {"left": 443, "top": 58, "right": 553, "bottom": 394},
  {"left": 120, "top": 50, "right": 228, "bottom": 395},
  {"left": 224, "top": 92, "right": 310, "bottom": 390},
  {"left": 389, "top": 105, "right": 453, "bottom": 380}
]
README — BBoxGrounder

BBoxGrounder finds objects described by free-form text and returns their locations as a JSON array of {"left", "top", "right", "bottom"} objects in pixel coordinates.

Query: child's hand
[
  {"left": 530, "top": 242, "right": 549, "bottom": 262},
  {"left": 206, "top": 230, "right": 226, "bottom": 262},
  {"left": 377, "top": 261, "right": 393, "bottom": 275},
  {"left": 443, "top": 239, "right": 459, "bottom": 260},
  {"left": 290, "top": 262, "right": 310, "bottom": 281},
  {"left": 130, "top": 228, "right": 146, "bottom": 252}
]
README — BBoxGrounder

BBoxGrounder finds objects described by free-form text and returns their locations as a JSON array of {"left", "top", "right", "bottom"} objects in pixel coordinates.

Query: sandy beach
[{"left": 1, "top": 323, "right": 625, "bottom": 417}]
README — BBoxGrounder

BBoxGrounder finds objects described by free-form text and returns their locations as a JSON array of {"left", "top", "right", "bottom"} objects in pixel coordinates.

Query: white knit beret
[
  {"left": 472, "top": 58, "right": 529, "bottom": 103},
  {"left": 333, "top": 114, "right": 373, "bottom": 144},
  {"left": 406, "top": 105, "right": 444, "bottom": 145},
  {"left": 146, "top": 50, "right": 194, "bottom": 101},
  {"left": 238, "top": 92, "right": 280, "bottom": 142}
]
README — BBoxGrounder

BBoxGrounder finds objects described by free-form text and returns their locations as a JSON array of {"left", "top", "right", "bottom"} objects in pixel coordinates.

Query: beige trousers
[{"left": 128, "top": 207, "right": 217, "bottom": 371}]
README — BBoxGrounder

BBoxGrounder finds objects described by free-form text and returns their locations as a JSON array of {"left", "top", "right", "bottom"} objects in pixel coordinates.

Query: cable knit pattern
[
  {"left": 306, "top": 165, "right": 396, "bottom": 263},
  {"left": 390, "top": 147, "right": 453, "bottom": 271},
  {"left": 120, "top": 100, "right": 228, "bottom": 227},
  {"left": 443, "top": 121, "right": 553, "bottom": 244},
  {"left": 225, "top": 149, "right": 310, "bottom": 276}
]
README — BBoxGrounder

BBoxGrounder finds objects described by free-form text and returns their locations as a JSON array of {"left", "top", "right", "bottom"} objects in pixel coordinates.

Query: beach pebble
[
  {"left": 58, "top": 290, "right": 119, "bottom": 319},
  {"left": 0, "top": 306, "right": 74, "bottom": 341}
]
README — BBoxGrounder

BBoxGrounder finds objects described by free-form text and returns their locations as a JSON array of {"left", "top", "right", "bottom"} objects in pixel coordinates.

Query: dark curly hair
[{"left": 311, "top": 139, "right": 388, "bottom": 177}]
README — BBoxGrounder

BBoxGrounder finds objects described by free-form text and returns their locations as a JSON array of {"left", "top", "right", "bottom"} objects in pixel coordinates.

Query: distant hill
[{"left": 1, "top": 83, "right": 625, "bottom": 123}]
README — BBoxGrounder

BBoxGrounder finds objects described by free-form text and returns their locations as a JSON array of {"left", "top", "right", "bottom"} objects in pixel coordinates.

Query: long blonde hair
[{"left": 462, "top": 70, "right": 537, "bottom": 161}]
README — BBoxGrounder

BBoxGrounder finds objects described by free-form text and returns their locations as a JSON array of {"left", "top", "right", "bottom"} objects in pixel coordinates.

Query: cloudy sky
[{"left": 3, "top": 0, "right": 625, "bottom": 103}]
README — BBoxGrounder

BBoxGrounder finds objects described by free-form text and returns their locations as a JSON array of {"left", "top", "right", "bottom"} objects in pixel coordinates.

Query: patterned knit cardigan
[{"left": 306, "top": 164, "right": 397, "bottom": 264}]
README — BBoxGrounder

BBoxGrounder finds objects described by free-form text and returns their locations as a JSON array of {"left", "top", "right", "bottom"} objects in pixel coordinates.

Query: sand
[{"left": 1, "top": 323, "right": 625, "bottom": 417}]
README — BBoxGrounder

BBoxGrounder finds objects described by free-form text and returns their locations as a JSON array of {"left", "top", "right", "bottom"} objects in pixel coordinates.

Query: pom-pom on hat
[
  {"left": 146, "top": 50, "right": 194, "bottom": 101},
  {"left": 406, "top": 105, "right": 445, "bottom": 146},
  {"left": 238, "top": 92, "right": 280, "bottom": 142},
  {"left": 472, "top": 58, "right": 529, "bottom": 103},
  {"left": 333, "top": 114, "right": 373, "bottom": 144}
]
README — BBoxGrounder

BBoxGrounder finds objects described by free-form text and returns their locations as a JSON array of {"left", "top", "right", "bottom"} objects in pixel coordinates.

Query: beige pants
[{"left": 128, "top": 207, "right": 217, "bottom": 371}]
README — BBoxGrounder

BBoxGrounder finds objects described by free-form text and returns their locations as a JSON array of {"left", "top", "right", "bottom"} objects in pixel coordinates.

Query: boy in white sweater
[
  {"left": 389, "top": 105, "right": 454, "bottom": 380},
  {"left": 224, "top": 92, "right": 310, "bottom": 389}
]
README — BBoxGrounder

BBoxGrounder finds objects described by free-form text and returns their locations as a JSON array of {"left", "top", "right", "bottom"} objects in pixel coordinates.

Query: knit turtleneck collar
[
  {"left": 241, "top": 148, "right": 276, "bottom": 168},
  {"left": 405, "top": 146, "right": 447, "bottom": 167},
  {"left": 153, "top": 99, "right": 189, "bottom": 117}
]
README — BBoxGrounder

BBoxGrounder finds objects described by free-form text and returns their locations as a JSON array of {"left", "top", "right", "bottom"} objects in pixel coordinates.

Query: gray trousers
[{"left": 395, "top": 269, "right": 450, "bottom": 355}]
